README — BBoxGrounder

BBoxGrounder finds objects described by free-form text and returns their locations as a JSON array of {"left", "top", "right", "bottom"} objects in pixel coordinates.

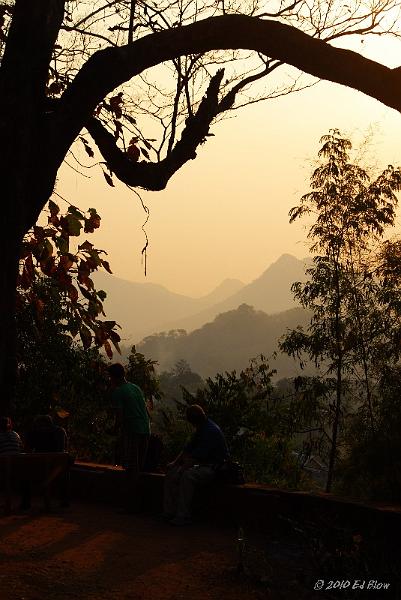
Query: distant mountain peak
[
  {"left": 261, "top": 253, "right": 306, "bottom": 271},
  {"left": 199, "top": 277, "right": 245, "bottom": 304},
  {"left": 276, "top": 253, "right": 302, "bottom": 262}
]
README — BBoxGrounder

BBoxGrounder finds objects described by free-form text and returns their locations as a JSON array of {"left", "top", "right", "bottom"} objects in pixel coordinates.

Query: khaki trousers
[{"left": 163, "top": 465, "right": 215, "bottom": 519}]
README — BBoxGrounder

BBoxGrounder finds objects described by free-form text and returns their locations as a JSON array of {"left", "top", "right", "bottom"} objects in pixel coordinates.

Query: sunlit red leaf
[
  {"left": 78, "top": 284, "right": 93, "bottom": 301},
  {"left": 60, "top": 214, "right": 83, "bottom": 236},
  {"left": 68, "top": 205, "right": 85, "bottom": 220},
  {"left": 103, "top": 339, "right": 113, "bottom": 359},
  {"left": 88, "top": 249, "right": 102, "bottom": 267},
  {"left": 40, "top": 256, "right": 57, "bottom": 276},
  {"left": 48, "top": 200, "right": 60, "bottom": 217},
  {"left": 101, "top": 260, "right": 112, "bottom": 274},
  {"left": 80, "top": 325, "right": 92, "bottom": 350},
  {"left": 59, "top": 254, "right": 74, "bottom": 271},
  {"left": 88, "top": 299, "right": 102, "bottom": 317},
  {"left": 94, "top": 327, "right": 106, "bottom": 345},
  {"left": 88, "top": 208, "right": 101, "bottom": 223},
  {"left": 57, "top": 272, "right": 72, "bottom": 287},
  {"left": 67, "top": 284, "right": 79, "bottom": 303},
  {"left": 39, "top": 238, "right": 54, "bottom": 261},
  {"left": 55, "top": 235, "right": 69, "bottom": 254},
  {"left": 33, "top": 226, "right": 45, "bottom": 240},
  {"left": 48, "top": 213, "right": 60, "bottom": 226},
  {"left": 56, "top": 408, "right": 70, "bottom": 419},
  {"left": 79, "top": 240, "right": 94, "bottom": 251}
]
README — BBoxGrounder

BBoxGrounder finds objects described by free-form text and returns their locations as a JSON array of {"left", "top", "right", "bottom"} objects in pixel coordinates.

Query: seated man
[
  {"left": 25, "top": 415, "right": 67, "bottom": 453},
  {"left": 0, "top": 417, "right": 23, "bottom": 454},
  {"left": 163, "top": 404, "right": 229, "bottom": 526},
  {"left": 22, "top": 415, "right": 69, "bottom": 510}
]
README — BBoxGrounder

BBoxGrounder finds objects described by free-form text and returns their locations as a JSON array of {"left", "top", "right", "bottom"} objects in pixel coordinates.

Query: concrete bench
[
  {"left": 0, "top": 452, "right": 73, "bottom": 512},
  {"left": 70, "top": 463, "right": 401, "bottom": 542}
]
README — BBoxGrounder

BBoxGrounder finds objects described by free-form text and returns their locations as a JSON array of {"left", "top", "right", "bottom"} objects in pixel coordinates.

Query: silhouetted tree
[{"left": 281, "top": 130, "right": 401, "bottom": 491}]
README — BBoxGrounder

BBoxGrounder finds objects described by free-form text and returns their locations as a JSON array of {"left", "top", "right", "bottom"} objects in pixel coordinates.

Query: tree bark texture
[
  {"left": 325, "top": 258, "right": 343, "bottom": 493},
  {"left": 0, "top": 208, "right": 23, "bottom": 415},
  {"left": 0, "top": 0, "right": 64, "bottom": 414}
]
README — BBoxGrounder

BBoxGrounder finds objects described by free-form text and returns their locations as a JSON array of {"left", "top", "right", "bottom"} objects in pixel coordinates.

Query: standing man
[
  {"left": 108, "top": 363, "right": 150, "bottom": 513},
  {"left": 163, "top": 404, "right": 229, "bottom": 526}
]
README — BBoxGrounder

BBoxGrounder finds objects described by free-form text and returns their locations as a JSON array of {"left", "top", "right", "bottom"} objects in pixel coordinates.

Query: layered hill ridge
[
  {"left": 137, "top": 303, "right": 312, "bottom": 379},
  {"left": 93, "top": 272, "right": 245, "bottom": 342},
  {"left": 163, "top": 253, "right": 310, "bottom": 333},
  {"left": 94, "top": 254, "right": 309, "bottom": 343}
]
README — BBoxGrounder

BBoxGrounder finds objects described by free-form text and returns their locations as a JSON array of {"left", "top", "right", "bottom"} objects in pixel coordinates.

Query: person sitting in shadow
[
  {"left": 0, "top": 417, "right": 24, "bottom": 513},
  {"left": 25, "top": 414, "right": 67, "bottom": 453},
  {"left": 163, "top": 404, "right": 229, "bottom": 526},
  {"left": 0, "top": 416, "right": 23, "bottom": 454},
  {"left": 22, "top": 415, "right": 70, "bottom": 510}
]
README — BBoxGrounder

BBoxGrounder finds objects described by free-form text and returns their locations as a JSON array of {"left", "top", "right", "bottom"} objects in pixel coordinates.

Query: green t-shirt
[{"left": 113, "top": 382, "right": 150, "bottom": 435}]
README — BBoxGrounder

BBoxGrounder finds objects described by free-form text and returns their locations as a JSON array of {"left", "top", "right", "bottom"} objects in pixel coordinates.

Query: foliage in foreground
[
  {"left": 15, "top": 200, "right": 122, "bottom": 459},
  {"left": 281, "top": 130, "right": 401, "bottom": 498},
  {"left": 15, "top": 132, "right": 401, "bottom": 499},
  {"left": 18, "top": 201, "right": 121, "bottom": 358}
]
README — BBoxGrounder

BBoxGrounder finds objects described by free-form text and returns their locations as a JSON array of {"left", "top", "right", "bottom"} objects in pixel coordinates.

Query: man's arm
[
  {"left": 166, "top": 450, "right": 195, "bottom": 470},
  {"left": 16, "top": 433, "right": 24, "bottom": 452},
  {"left": 57, "top": 427, "right": 68, "bottom": 452}
]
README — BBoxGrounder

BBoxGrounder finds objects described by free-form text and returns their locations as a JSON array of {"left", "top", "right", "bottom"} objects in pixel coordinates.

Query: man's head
[
  {"left": 0, "top": 416, "right": 12, "bottom": 433},
  {"left": 186, "top": 404, "right": 207, "bottom": 427},
  {"left": 34, "top": 415, "right": 53, "bottom": 429},
  {"left": 108, "top": 363, "right": 126, "bottom": 386}
]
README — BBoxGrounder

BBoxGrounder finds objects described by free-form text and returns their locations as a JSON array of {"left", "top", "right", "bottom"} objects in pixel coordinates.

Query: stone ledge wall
[{"left": 71, "top": 461, "right": 401, "bottom": 547}]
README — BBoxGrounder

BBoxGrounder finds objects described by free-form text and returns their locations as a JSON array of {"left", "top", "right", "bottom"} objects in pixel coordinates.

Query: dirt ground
[{"left": 1, "top": 502, "right": 314, "bottom": 600}]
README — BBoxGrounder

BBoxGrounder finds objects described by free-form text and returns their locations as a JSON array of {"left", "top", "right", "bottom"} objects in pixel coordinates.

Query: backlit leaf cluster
[{"left": 18, "top": 201, "right": 121, "bottom": 358}]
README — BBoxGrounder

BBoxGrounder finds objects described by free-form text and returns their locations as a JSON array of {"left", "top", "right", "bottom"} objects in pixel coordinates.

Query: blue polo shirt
[{"left": 185, "top": 418, "right": 229, "bottom": 465}]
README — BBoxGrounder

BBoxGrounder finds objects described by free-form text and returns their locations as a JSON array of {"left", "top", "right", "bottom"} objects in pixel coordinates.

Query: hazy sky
[{"left": 58, "top": 33, "right": 401, "bottom": 297}]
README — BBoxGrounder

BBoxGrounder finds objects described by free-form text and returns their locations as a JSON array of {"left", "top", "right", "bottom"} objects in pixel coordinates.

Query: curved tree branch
[
  {"left": 51, "top": 14, "right": 401, "bottom": 174},
  {"left": 86, "top": 70, "right": 225, "bottom": 190}
]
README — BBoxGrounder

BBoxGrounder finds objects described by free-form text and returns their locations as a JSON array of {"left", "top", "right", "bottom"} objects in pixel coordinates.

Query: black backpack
[{"left": 215, "top": 459, "right": 245, "bottom": 485}]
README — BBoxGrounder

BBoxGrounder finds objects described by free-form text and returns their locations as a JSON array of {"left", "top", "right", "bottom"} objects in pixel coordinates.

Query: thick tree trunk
[
  {"left": 326, "top": 361, "right": 342, "bottom": 493},
  {"left": 0, "top": 204, "right": 24, "bottom": 416},
  {"left": 326, "top": 259, "right": 343, "bottom": 493},
  {"left": 0, "top": 1, "right": 65, "bottom": 416},
  {"left": 0, "top": 165, "right": 58, "bottom": 416}
]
